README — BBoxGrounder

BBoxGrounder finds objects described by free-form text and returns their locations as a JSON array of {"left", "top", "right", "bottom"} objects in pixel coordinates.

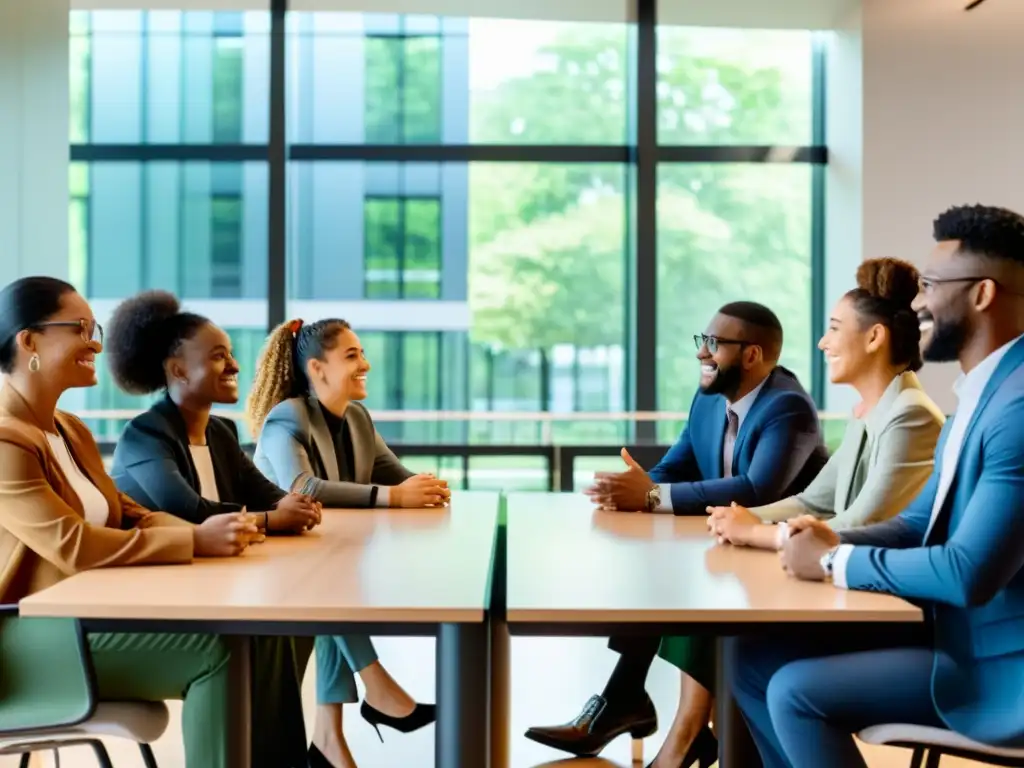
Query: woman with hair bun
[
  {"left": 709, "top": 256, "right": 945, "bottom": 549},
  {"left": 246, "top": 318, "right": 442, "bottom": 768}
]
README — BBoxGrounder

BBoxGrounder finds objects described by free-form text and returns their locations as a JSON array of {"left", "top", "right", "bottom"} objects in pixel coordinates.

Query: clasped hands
[{"left": 706, "top": 504, "right": 839, "bottom": 581}]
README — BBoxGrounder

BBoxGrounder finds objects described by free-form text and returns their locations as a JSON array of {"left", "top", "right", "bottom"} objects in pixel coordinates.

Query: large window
[{"left": 68, "top": 8, "right": 826, "bottom": 459}]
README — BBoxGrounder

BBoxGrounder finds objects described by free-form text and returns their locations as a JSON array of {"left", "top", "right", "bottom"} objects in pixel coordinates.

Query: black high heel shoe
[
  {"left": 646, "top": 724, "right": 718, "bottom": 768},
  {"left": 359, "top": 701, "right": 437, "bottom": 742}
]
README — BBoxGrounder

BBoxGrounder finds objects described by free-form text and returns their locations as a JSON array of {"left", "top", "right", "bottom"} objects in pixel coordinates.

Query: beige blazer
[
  {"left": 0, "top": 384, "right": 193, "bottom": 604},
  {"left": 754, "top": 371, "right": 945, "bottom": 530}
]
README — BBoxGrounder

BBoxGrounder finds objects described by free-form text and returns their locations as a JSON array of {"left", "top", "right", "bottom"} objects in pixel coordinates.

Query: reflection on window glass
[
  {"left": 656, "top": 163, "right": 812, "bottom": 441},
  {"left": 70, "top": 10, "right": 268, "bottom": 144},
  {"left": 657, "top": 27, "right": 813, "bottom": 146},
  {"left": 363, "top": 198, "right": 442, "bottom": 299},
  {"left": 211, "top": 194, "right": 243, "bottom": 298},
  {"left": 212, "top": 36, "right": 245, "bottom": 143},
  {"left": 365, "top": 35, "right": 442, "bottom": 144}
]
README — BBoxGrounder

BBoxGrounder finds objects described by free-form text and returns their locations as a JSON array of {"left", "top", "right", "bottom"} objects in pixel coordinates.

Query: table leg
[
  {"left": 715, "top": 637, "right": 760, "bottom": 768},
  {"left": 226, "top": 636, "right": 252, "bottom": 768},
  {"left": 436, "top": 622, "right": 490, "bottom": 768},
  {"left": 490, "top": 618, "right": 510, "bottom": 768}
]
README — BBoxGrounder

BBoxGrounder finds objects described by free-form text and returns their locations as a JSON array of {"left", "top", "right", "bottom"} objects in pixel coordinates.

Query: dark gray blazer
[{"left": 253, "top": 396, "right": 413, "bottom": 508}]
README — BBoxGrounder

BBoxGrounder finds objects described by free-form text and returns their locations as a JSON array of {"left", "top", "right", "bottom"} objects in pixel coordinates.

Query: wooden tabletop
[
  {"left": 506, "top": 493, "right": 922, "bottom": 624},
  {"left": 20, "top": 491, "right": 500, "bottom": 624}
]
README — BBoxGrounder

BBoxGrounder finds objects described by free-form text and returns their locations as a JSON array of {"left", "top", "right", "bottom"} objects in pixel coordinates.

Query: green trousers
[
  {"left": 657, "top": 635, "right": 717, "bottom": 693},
  {"left": 89, "top": 632, "right": 312, "bottom": 768},
  {"left": 315, "top": 634, "right": 378, "bottom": 704}
]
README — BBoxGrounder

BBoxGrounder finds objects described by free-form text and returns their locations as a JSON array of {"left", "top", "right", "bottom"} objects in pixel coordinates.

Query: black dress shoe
[
  {"left": 523, "top": 693, "right": 658, "bottom": 758},
  {"left": 645, "top": 725, "right": 718, "bottom": 768}
]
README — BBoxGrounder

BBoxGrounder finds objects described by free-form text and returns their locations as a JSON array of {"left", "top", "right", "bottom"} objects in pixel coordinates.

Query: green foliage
[{"left": 467, "top": 26, "right": 814, "bottom": 416}]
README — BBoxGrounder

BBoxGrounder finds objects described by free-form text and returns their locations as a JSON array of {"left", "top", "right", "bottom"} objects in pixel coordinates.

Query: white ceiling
[{"left": 72, "top": 0, "right": 861, "bottom": 30}]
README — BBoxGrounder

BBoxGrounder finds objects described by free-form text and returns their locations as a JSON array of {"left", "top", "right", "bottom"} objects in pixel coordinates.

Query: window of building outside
[{"left": 67, "top": 10, "right": 823, "bottom": 484}]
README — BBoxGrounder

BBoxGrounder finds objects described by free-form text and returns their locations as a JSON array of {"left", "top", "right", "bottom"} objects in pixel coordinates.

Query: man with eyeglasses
[
  {"left": 525, "top": 301, "right": 829, "bottom": 760},
  {"left": 728, "top": 204, "right": 1024, "bottom": 768}
]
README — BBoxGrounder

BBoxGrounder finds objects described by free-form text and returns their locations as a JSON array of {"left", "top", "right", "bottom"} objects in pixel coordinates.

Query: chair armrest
[{"left": 0, "top": 604, "right": 97, "bottom": 734}]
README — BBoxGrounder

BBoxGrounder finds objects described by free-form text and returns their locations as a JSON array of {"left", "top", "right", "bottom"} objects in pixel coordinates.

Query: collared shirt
[
  {"left": 656, "top": 376, "right": 769, "bottom": 512},
  {"left": 833, "top": 334, "right": 1024, "bottom": 588}
]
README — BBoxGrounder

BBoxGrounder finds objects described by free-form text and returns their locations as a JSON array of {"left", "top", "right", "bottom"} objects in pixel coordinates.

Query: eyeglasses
[
  {"left": 917, "top": 275, "right": 991, "bottom": 293},
  {"left": 694, "top": 334, "right": 750, "bottom": 354},
  {"left": 33, "top": 319, "right": 104, "bottom": 345}
]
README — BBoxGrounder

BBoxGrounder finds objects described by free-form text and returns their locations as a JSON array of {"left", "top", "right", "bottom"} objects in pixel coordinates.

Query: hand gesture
[
  {"left": 268, "top": 493, "right": 322, "bottom": 533},
  {"left": 391, "top": 473, "right": 451, "bottom": 508},
  {"left": 193, "top": 512, "right": 259, "bottom": 557},
  {"left": 706, "top": 502, "right": 761, "bottom": 546},
  {"left": 584, "top": 448, "right": 653, "bottom": 512}
]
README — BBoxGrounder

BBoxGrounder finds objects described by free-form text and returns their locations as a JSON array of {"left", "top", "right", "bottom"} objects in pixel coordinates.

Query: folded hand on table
[
  {"left": 392, "top": 473, "right": 451, "bottom": 508},
  {"left": 705, "top": 502, "right": 761, "bottom": 545}
]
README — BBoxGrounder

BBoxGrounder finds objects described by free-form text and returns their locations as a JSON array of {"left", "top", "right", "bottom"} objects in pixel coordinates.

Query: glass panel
[
  {"left": 288, "top": 15, "right": 629, "bottom": 145},
  {"left": 287, "top": 161, "right": 629, "bottom": 444},
  {"left": 657, "top": 27, "right": 813, "bottom": 146},
  {"left": 69, "top": 10, "right": 269, "bottom": 144},
  {"left": 655, "top": 163, "right": 812, "bottom": 442},
  {"left": 66, "top": 161, "right": 269, "bottom": 441}
]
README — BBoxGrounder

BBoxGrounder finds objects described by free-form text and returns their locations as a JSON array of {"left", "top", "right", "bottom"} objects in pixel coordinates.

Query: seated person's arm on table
[
  {"left": 0, "top": 440, "right": 193, "bottom": 575},
  {"left": 260, "top": 420, "right": 379, "bottom": 508},
  {"left": 667, "top": 395, "right": 822, "bottom": 515},
  {"left": 117, "top": 421, "right": 245, "bottom": 524}
]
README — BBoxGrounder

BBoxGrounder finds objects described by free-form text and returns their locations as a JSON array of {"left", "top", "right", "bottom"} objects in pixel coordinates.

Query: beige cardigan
[
  {"left": 0, "top": 384, "right": 194, "bottom": 604},
  {"left": 754, "top": 371, "right": 945, "bottom": 531}
]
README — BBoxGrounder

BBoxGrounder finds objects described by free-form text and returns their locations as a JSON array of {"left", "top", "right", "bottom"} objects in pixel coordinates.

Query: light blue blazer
[{"left": 841, "top": 336, "right": 1024, "bottom": 747}]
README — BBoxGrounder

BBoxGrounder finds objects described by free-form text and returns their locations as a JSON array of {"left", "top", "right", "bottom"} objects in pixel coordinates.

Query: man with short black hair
[
  {"left": 525, "top": 301, "right": 829, "bottom": 761},
  {"left": 732, "top": 203, "right": 1024, "bottom": 768}
]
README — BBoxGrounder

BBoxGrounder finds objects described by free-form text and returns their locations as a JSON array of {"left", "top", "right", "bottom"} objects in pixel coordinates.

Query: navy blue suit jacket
[
  {"left": 840, "top": 336, "right": 1024, "bottom": 746},
  {"left": 651, "top": 367, "right": 828, "bottom": 515}
]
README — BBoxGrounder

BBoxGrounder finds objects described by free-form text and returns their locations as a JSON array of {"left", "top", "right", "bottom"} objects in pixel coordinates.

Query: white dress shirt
[
  {"left": 656, "top": 376, "right": 769, "bottom": 513},
  {"left": 832, "top": 334, "right": 1024, "bottom": 588}
]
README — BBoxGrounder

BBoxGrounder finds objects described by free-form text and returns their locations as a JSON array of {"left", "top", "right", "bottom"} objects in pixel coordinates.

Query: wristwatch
[
  {"left": 645, "top": 485, "right": 662, "bottom": 512},
  {"left": 820, "top": 546, "right": 839, "bottom": 579}
]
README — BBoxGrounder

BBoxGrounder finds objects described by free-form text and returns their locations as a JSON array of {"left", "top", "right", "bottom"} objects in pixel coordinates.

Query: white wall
[
  {"left": 827, "top": 0, "right": 1024, "bottom": 414},
  {"left": 0, "top": 0, "right": 70, "bottom": 287}
]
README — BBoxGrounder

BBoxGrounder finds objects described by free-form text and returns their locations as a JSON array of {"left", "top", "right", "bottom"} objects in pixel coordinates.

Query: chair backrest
[{"left": 0, "top": 613, "right": 96, "bottom": 734}]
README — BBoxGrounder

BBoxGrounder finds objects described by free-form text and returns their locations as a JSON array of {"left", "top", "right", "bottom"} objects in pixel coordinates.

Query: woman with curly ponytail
[{"left": 248, "top": 318, "right": 447, "bottom": 767}]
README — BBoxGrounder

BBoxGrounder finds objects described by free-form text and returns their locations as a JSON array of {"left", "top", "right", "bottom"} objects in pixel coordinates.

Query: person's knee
[
  {"left": 200, "top": 635, "right": 232, "bottom": 675},
  {"left": 765, "top": 662, "right": 809, "bottom": 728}
]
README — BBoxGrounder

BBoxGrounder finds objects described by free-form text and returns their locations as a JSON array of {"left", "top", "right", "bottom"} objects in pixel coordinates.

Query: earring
[{"left": 28, "top": 354, "right": 41, "bottom": 373}]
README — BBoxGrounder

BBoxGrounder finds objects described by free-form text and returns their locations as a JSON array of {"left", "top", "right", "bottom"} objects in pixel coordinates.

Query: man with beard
[
  {"left": 524, "top": 301, "right": 829, "bottom": 760},
  {"left": 728, "top": 204, "right": 1024, "bottom": 768}
]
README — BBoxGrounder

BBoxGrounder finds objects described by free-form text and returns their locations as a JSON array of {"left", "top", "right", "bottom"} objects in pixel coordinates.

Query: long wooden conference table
[
  {"left": 505, "top": 492, "right": 924, "bottom": 766},
  {"left": 20, "top": 491, "right": 501, "bottom": 768},
  {"left": 19, "top": 490, "right": 923, "bottom": 768}
]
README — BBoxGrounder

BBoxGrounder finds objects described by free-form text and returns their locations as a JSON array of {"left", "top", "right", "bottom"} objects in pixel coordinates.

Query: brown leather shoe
[{"left": 523, "top": 693, "right": 658, "bottom": 758}]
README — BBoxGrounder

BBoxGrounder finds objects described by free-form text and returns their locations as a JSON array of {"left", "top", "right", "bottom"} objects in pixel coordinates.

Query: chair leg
[
  {"left": 924, "top": 749, "right": 942, "bottom": 768},
  {"left": 17, "top": 753, "right": 31, "bottom": 768},
  {"left": 908, "top": 746, "right": 927, "bottom": 768},
  {"left": 139, "top": 742, "right": 160, "bottom": 768},
  {"left": 88, "top": 739, "right": 114, "bottom": 768}
]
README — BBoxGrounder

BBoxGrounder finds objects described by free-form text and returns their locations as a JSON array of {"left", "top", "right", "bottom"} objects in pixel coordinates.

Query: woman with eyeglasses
[{"left": 0, "top": 276, "right": 271, "bottom": 768}]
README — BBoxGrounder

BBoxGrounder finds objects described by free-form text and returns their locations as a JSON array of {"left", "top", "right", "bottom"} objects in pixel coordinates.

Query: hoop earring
[{"left": 28, "top": 354, "right": 41, "bottom": 373}]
